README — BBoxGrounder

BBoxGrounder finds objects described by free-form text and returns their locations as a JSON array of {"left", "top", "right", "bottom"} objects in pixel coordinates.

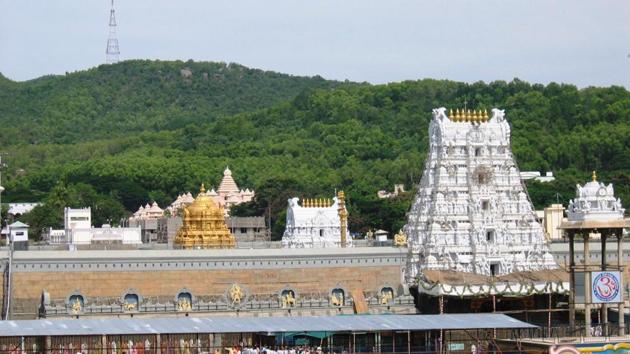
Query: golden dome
[
  {"left": 186, "top": 183, "right": 220, "bottom": 215},
  {"left": 174, "top": 184, "right": 235, "bottom": 249}
]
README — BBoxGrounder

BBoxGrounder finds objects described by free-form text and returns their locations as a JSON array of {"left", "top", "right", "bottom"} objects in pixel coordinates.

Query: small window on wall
[
  {"left": 474, "top": 148, "right": 481, "bottom": 157},
  {"left": 486, "top": 231, "right": 494, "bottom": 243},
  {"left": 240, "top": 228, "right": 247, "bottom": 234},
  {"left": 482, "top": 201, "right": 490, "bottom": 211},
  {"left": 319, "top": 229, "right": 324, "bottom": 237}
]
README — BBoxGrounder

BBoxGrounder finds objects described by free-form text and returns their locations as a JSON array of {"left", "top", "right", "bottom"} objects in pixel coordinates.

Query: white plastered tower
[{"left": 404, "top": 108, "right": 557, "bottom": 283}]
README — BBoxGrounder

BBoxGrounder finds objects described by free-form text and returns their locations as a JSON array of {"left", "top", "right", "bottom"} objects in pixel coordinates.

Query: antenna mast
[{"left": 106, "top": 0, "right": 120, "bottom": 64}]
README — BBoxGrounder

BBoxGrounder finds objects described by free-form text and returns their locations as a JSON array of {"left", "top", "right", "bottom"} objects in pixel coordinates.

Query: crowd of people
[
  {"left": 0, "top": 341, "right": 337, "bottom": 354},
  {"left": 225, "top": 346, "right": 327, "bottom": 354}
]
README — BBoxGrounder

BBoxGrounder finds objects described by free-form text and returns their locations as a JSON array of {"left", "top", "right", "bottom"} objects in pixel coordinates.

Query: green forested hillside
[
  {"left": 1, "top": 61, "right": 629, "bottom": 239},
  {"left": 0, "top": 60, "right": 338, "bottom": 144}
]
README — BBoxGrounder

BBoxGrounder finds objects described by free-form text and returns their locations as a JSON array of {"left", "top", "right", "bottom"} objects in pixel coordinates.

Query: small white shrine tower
[
  {"left": 282, "top": 191, "right": 351, "bottom": 248},
  {"left": 567, "top": 171, "right": 625, "bottom": 222},
  {"left": 404, "top": 108, "right": 557, "bottom": 283}
]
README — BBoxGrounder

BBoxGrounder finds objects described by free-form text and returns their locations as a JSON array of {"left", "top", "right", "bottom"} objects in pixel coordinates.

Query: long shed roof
[{"left": 0, "top": 314, "right": 535, "bottom": 337}]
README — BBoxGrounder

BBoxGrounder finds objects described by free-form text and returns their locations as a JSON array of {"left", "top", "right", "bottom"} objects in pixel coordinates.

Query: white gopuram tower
[{"left": 404, "top": 107, "right": 557, "bottom": 283}]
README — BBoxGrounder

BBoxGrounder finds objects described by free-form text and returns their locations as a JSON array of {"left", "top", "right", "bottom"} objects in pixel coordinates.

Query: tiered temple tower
[
  {"left": 404, "top": 108, "right": 557, "bottom": 282},
  {"left": 208, "top": 167, "right": 255, "bottom": 216},
  {"left": 174, "top": 184, "right": 235, "bottom": 249}
]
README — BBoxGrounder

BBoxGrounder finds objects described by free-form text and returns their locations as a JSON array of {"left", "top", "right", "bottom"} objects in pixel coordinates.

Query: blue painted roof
[{"left": 0, "top": 313, "right": 536, "bottom": 337}]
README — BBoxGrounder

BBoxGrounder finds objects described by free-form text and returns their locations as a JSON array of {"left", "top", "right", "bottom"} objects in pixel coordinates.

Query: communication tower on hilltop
[{"left": 105, "top": 0, "right": 120, "bottom": 64}]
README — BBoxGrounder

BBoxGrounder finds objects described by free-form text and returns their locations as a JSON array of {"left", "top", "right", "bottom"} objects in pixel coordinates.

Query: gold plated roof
[{"left": 174, "top": 184, "right": 235, "bottom": 249}]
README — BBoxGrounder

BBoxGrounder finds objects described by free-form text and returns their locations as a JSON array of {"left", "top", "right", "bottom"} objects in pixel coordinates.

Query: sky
[{"left": 1, "top": 0, "right": 629, "bottom": 87}]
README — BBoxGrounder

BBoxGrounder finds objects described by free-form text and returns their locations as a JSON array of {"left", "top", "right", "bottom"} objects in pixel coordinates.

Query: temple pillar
[
  {"left": 601, "top": 230, "right": 608, "bottom": 335},
  {"left": 618, "top": 232, "right": 625, "bottom": 336},
  {"left": 569, "top": 232, "right": 576, "bottom": 330},
  {"left": 101, "top": 335, "right": 107, "bottom": 354},
  {"left": 584, "top": 233, "right": 592, "bottom": 336},
  {"left": 45, "top": 336, "right": 52, "bottom": 354}
]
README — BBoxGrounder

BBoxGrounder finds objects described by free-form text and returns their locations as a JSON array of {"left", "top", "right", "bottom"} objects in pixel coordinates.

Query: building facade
[{"left": 48, "top": 208, "right": 141, "bottom": 246}]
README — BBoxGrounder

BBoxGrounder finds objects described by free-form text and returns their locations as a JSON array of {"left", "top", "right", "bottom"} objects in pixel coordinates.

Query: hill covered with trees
[{"left": 1, "top": 61, "right": 628, "bottom": 239}]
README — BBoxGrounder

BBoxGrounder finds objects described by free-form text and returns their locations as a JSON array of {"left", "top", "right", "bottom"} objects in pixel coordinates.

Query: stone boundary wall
[{"left": 1, "top": 248, "right": 408, "bottom": 319}]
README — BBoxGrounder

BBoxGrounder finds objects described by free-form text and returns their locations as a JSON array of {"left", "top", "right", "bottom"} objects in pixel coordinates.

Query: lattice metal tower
[{"left": 106, "top": 0, "right": 120, "bottom": 64}]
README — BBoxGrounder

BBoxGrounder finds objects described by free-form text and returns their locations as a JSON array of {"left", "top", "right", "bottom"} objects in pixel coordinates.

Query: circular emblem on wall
[{"left": 593, "top": 272, "right": 620, "bottom": 302}]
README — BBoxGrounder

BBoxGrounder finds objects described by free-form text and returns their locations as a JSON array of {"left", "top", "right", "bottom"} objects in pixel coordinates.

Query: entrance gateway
[{"left": 403, "top": 107, "right": 566, "bottom": 318}]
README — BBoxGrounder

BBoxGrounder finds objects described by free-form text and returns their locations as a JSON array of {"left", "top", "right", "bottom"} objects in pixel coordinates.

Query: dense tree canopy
[{"left": 1, "top": 61, "right": 628, "bottom": 240}]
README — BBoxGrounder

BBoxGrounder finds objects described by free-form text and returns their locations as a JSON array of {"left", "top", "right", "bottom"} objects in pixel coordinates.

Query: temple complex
[
  {"left": 130, "top": 202, "right": 164, "bottom": 221},
  {"left": 282, "top": 191, "right": 351, "bottom": 248},
  {"left": 164, "top": 168, "right": 254, "bottom": 217},
  {"left": 174, "top": 184, "right": 235, "bottom": 249},
  {"left": 403, "top": 108, "right": 565, "bottom": 316}
]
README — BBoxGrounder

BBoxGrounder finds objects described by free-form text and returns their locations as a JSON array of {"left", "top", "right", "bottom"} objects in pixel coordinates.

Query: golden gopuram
[{"left": 174, "top": 184, "right": 236, "bottom": 249}]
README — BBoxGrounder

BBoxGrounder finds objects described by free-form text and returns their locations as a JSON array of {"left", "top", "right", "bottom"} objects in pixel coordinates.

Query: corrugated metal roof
[{"left": 0, "top": 314, "right": 535, "bottom": 337}]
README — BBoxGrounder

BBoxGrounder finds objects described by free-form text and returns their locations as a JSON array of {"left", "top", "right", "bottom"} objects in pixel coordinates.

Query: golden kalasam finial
[
  {"left": 449, "top": 109, "right": 454, "bottom": 120},
  {"left": 455, "top": 108, "right": 460, "bottom": 122},
  {"left": 592, "top": 170, "right": 597, "bottom": 182},
  {"left": 306, "top": 199, "right": 311, "bottom": 208},
  {"left": 200, "top": 183, "right": 206, "bottom": 194},
  {"left": 483, "top": 109, "right": 489, "bottom": 121},
  {"left": 474, "top": 110, "right": 480, "bottom": 122},
  {"left": 467, "top": 109, "right": 472, "bottom": 122}
]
